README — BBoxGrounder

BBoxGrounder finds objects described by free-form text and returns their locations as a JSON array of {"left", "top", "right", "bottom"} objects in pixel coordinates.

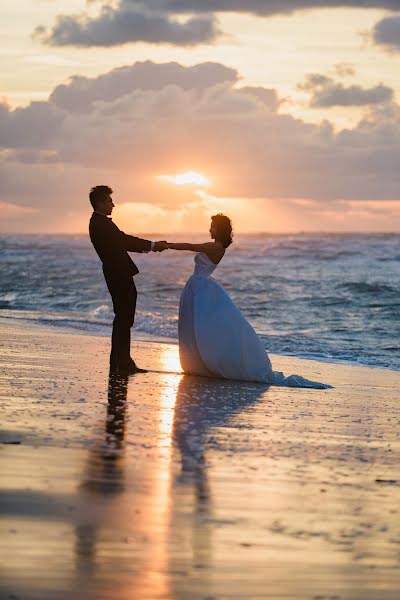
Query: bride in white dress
[{"left": 166, "top": 214, "right": 331, "bottom": 389}]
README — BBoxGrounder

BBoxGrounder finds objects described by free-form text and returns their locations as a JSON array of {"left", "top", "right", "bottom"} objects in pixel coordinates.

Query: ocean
[{"left": 0, "top": 233, "right": 399, "bottom": 371}]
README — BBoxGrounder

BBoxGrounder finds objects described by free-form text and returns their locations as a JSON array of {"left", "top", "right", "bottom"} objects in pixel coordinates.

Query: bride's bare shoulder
[{"left": 207, "top": 242, "right": 225, "bottom": 264}]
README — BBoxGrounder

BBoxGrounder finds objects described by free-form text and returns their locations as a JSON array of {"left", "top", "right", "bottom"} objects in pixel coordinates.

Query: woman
[{"left": 167, "top": 214, "right": 331, "bottom": 388}]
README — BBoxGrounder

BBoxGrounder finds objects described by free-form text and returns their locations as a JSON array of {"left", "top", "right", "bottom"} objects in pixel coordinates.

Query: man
[{"left": 89, "top": 185, "right": 167, "bottom": 375}]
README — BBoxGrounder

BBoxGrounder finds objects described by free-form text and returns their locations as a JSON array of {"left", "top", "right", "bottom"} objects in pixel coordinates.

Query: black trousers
[{"left": 104, "top": 271, "right": 137, "bottom": 370}]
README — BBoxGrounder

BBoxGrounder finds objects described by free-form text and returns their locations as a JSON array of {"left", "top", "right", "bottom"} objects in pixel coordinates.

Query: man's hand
[{"left": 153, "top": 240, "right": 168, "bottom": 252}]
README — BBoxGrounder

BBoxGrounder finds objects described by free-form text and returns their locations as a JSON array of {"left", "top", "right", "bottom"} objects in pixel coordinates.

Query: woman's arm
[{"left": 167, "top": 241, "right": 222, "bottom": 253}]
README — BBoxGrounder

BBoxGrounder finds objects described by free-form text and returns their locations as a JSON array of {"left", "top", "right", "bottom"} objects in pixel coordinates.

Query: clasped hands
[{"left": 153, "top": 240, "right": 169, "bottom": 252}]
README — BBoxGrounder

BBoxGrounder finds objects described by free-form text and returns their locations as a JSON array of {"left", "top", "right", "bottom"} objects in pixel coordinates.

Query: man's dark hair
[{"left": 89, "top": 185, "right": 113, "bottom": 209}]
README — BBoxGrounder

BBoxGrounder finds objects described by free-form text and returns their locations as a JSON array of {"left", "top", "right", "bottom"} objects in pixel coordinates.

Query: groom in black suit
[{"left": 89, "top": 185, "right": 167, "bottom": 375}]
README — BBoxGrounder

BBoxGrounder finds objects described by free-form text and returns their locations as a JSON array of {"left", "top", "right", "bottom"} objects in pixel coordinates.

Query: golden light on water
[{"left": 158, "top": 171, "right": 210, "bottom": 186}]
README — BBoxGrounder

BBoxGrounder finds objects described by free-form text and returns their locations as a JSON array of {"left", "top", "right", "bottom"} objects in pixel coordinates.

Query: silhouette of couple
[{"left": 89, "top": 185, "right": 330, "bottom": 388}]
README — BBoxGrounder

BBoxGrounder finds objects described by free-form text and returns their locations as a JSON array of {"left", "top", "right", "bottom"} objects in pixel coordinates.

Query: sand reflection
[
  {"left": 3, "top": 328, "right": 400, "bottom": 599},
  {"left": 73, "top": 352, "right": 183, "bottom": 599},
  {"left": 167, "top": 375, "right": 265, "bottom": 599}
]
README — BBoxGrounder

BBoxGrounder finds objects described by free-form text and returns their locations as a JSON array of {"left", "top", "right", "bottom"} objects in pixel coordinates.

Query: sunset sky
[{"left": 1, "top": 0, "right": 400, "bottom": 233}]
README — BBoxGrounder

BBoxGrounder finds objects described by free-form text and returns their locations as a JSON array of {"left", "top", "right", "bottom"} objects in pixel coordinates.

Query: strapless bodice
[{"left": 192, "top": 253, "right": 218, "bottom": 278}]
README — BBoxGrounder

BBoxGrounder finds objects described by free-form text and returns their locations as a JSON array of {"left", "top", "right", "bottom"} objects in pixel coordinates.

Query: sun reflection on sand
[
  {"left": 157, "top": 345, "right": 182, "bottom": 457},
  {"left": 136, "top": 346, "right": 182, "bottom": 597},
  {"left": 159, "top": 343, "right": 182, "bottom": 375},
  {"left": 71, "top": 360, "right": 184, "bottom": 600}
]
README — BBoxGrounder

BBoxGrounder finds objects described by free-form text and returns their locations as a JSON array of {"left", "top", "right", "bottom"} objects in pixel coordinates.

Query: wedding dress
[{"left": 178, "top": 253, "right": 331, "bottom": 388}]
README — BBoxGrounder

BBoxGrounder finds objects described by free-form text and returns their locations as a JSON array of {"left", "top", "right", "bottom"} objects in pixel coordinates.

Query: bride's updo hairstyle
[{"left": 211, "top": 213, "right": 233, "bottom": 248}]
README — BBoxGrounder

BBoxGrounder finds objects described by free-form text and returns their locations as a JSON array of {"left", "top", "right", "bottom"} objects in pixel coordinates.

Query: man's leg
[
  {"left": 112, "top": 279, "right": 136, "bottom": 370},
  {"left": 123, "top": 280, "right": 147, "bottom": 372},
  {"left": 105, "top": 275, "right": 136, "bottom": 371},
  {"left": 126, "top": 279, "right": 137, "bottom": 366}
]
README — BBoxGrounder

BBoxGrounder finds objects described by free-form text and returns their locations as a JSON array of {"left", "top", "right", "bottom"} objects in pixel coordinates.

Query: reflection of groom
[{"left": 89, "top": 185, "right": 167, "bottom": 375}]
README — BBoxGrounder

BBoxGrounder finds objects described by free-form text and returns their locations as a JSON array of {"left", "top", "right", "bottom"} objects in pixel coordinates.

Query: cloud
[
  {"left": 36, "top": 1, "right": 400, "bottom": 48},
  {"left": 333, "top": 63, "right": 356, "bottom": 77},
  {"left": 373, "top": 14, "right": 400, "bottom": 51},
  {"left": 0, "top": 202, "right": 37, "bottom": 216},
  {"left": 0, "top": 100, "right": 64, "bottom": 148},
  {"left": 299, "top": 74, "right": 394, "bottom": 107},
  {"left": 34, "top": 2, "right": 219, "bottom": 47},
  {"left": 49, "top": 61, "right": 238, "bottom": 112},
  {"left": 238, "top": 87, "right": 280, "bottom": 111},
  {"left": 1, "top": 60, "right": 400, "bottom": 232}
]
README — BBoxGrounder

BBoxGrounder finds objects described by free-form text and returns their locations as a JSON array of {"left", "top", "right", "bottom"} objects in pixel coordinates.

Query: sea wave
[
  {"left": 339, "top": 282, "right": 397, "bottom": 295},
  {"left": 1, "top": 232, "right": 399, "bottom": 371}
]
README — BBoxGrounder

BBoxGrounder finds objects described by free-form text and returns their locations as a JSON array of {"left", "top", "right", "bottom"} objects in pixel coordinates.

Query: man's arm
[{"left": 119, "top": 231, "right": 152, "bottom": 253}]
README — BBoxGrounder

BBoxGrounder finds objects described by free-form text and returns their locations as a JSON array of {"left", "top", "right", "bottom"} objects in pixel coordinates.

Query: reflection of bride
[
  {"left": 168, "top": 375, "right": 266, "bottom": 598},
  {"left": 172, "top": 374, "right": 265, "bottom": 475},
  {"left": 167, "top": 215, "right": 331, "bottom": 389}
]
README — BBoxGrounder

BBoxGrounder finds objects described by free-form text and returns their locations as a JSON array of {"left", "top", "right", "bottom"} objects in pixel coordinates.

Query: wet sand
[{"left": 0, "top": 320, "right": 399, "bottom": 600}]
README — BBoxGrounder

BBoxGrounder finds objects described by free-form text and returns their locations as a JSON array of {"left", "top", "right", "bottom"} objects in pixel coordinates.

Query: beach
[{"left": 1, "top": 320, "right": 399, "bottom": 600}]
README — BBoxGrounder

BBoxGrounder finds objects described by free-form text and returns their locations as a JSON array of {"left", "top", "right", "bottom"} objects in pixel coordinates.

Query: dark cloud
[
  {"left": 131, "top": 0, "right": 400, "bottom": 15},
  {"left": 299, "top": 74, "right": 393, "bottom": 107},
  {"left": 34, "top": 3, "right": 218, "bottom": 47},
  {"left": 373, "top": 15, "right": 400, "bottom": 51},
  {"left": 36, "top": 0, "right": 400, "bottom": 48},
  {"left": 50, "top": 61, "right": 238, "bottom": 112}
]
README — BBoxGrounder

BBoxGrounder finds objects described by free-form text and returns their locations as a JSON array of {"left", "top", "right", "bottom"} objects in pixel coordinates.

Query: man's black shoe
[
  {"left": 133, "top": 366, "right": 148, "bottom": 373},
  {"left": 128, "top": 359, "right": 148, "bottom": 374},
  {"left": 109, "top": 364, "right": 147, "bottom": 375}
]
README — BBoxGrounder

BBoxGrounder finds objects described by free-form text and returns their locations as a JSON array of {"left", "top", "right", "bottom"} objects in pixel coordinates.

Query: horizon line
[{"left": 1, "top": 230, "right": 399, "bottom": 236}]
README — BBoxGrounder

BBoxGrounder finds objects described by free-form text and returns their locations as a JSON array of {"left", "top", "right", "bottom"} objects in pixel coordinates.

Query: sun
[{"left": 158, "top": 171, "right": 209, "bottom": 186}]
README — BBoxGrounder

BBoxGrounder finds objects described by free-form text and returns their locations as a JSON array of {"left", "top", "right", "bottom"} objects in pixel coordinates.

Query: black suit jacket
[{"left": 89, "top": 212, "right": 151, "bottom": 278}]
